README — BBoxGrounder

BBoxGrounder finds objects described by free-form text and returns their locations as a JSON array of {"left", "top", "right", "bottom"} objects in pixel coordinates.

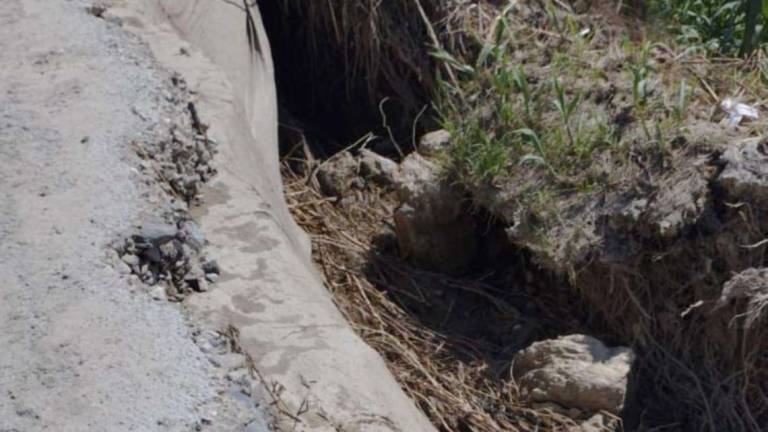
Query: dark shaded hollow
[{"left": 258, "top": 0, "right": 428, "bottom": 158}]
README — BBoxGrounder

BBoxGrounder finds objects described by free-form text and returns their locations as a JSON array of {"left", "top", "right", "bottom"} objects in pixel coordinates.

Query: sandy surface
[{"left": 0, "top": 1, "right": 266, "bottom": 430}]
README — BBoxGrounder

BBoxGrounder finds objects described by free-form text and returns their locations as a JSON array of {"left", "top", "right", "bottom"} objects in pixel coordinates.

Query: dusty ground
[{"left": 0, "top": 1, "right": 267, "bottom": 430}]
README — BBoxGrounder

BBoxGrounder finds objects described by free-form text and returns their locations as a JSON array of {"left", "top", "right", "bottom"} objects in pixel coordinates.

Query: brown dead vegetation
[{"left": 281, "top": 157, "right": 613, "bottom": 431}]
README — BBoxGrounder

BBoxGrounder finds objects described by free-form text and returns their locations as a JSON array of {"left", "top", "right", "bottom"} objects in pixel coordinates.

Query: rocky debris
[
  {"left": 190, "top": 329, "right": 268, "bottom": 429},
  {"left": 393, "top": 153, "right": 477, "bottom": 274},
  {"left": 114, "top": 220, "right": 220, "bottom": 301},
  {"left": 134, "top": 76, "right": 216, "bottom": 205},
  {"left": 418, "top": 129, "right": 451, "bottom": 157},
  {"left": 718, "top": 137, "right": 768, "bottom": 206},
  {"left": 359, "top": 149, "right": 397, "bottom": 186},
  {"left": 194, "top": 329, "right": 252, "bottom": 390},
  {"left": 110, "top": 75, "right": 222, "bottom": 301},
  {"left": 316, "top": 151, "right": 362, "bottom": 197},
  {"left": 513, "top": 334, "right": 634, "bottom": 415}
]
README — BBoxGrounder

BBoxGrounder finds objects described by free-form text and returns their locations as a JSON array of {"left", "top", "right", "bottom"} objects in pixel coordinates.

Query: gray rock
[
  {"left": 202, "top": 260, "right": 220, "bottom": 275},
  {"left": 393, "top": 153, "right": 477, "bottom": 274},
  {"left": 184, "top": 262, "right": 208, "bottom": 292},
  {"left": 359, "top": 149, "right": 398, "bottom": 186},
  {"left": 316, "top": 151, "right": 359, "bottom": 197},
  {"left": 180, "top": 220, "right": 205, "bottom": 252},
  {"left": 137, "top": 222, "right": 177, "bottom": 245},
  {"left": 513, "top": 334, "right": 634, "bottom": 415},
  {"left": 150, "top": 285, "right": 167, "bottom": 301},
  {"left": 418, "top": 129, "right": 451, "bottom": 157},
  {"left": 121, "top": 253, "right": 140, "bottom": 266}
]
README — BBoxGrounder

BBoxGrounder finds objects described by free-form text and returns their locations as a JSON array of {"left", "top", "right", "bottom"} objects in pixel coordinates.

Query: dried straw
[{"left": 281, "top": 161, "right": 589, "bottom": 431}]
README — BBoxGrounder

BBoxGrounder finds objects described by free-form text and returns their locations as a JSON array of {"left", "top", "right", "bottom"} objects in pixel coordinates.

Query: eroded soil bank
[{"left": 266, "top": 1, "right": 768, "bottom": 431}]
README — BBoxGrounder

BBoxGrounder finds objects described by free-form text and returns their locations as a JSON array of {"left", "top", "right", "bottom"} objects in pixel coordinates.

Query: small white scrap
[
  {"left": 680, "top": 299, "right": 704, "bottom": 318},
  {"left": 721, "top": 97, "right": 759, "bottom": 126}
]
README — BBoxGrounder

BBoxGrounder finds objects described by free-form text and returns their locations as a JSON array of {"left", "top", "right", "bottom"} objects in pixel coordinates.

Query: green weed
[{"left": 647, "top": 0, "right": 768, "bottom": 56}]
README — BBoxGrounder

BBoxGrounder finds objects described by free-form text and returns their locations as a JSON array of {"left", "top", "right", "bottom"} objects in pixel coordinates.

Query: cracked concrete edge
[{"left": 113, "top": 1, "right": 438, "bottom": 431}]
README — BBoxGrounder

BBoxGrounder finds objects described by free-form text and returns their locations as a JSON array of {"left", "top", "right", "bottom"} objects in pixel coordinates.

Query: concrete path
[{"left": 0, "top": 1, "right": 265, "bottom": 430}]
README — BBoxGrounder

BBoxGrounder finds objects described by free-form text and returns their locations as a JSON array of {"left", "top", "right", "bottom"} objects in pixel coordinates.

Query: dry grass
[
  {"left": 275, "top": 0, "right": 495, "bottom": 116},
  {"left": 281, "top": 159, "right": 604, "bottom": 431}
]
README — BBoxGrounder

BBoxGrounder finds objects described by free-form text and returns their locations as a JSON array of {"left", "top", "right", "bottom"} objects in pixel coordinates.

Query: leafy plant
[
  {"left": 630, "top": 42, "right": 652, "bottom": 108},
  {"left": 649, "top": 0, "right": 768, "bottom": 55},
  {"left": 513, "top": 66, "right": 533, "bottom": 121},
  {"left": 552, "top": 79, "right": 581, "bottom": 147},
  {"left": 673, "top": 79, "right": 690, "bottom": 122}
]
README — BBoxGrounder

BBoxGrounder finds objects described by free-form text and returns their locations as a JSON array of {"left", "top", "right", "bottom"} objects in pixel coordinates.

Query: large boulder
[
  {"left": 393, "top": 153, "right": 477, "bottom": 274},
  {"left": 513, "top": 334, "right": 634, "bottom": 415}
]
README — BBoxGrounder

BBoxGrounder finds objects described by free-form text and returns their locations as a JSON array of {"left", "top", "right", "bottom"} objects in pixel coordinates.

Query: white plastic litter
[{"left": 721, "top": 97, "right": 759, "bottom": 126}]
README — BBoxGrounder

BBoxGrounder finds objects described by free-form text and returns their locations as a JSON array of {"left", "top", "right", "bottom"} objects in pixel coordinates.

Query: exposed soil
[{"left": 268, "top": 1, "right": 768, "bottom": 431}]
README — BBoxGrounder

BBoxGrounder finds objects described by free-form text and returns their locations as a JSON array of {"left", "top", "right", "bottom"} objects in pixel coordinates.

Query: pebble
[
  {"left": 121, "top": 254, "right": 139, "bottom": 266},
  {"left": 202, "top": 260, "right": 220, "bottom": 275},
  {"left": 150, "top": 285, "right": 167, "bottom": 301},
  {"left": 205, "top": 273, "right": 219, "bottom": 283}
]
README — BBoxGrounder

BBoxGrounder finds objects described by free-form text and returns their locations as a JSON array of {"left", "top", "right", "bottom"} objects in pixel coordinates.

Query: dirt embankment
[{"left": 269, "top": 1, "right": 768, "bottom": 431}]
